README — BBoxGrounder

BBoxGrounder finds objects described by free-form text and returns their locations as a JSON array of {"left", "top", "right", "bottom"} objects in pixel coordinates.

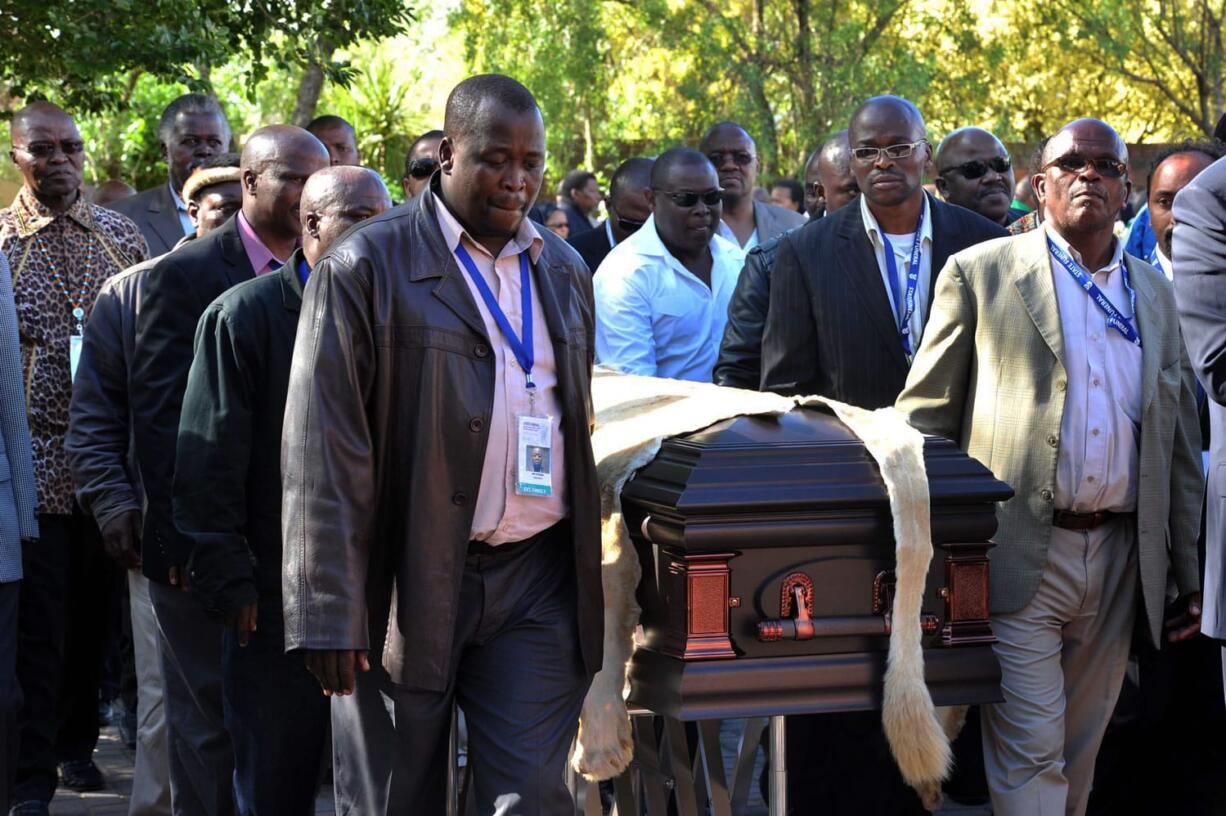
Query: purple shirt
[{"left": 236, "top": 211, "right": 289, "bottom": 276}]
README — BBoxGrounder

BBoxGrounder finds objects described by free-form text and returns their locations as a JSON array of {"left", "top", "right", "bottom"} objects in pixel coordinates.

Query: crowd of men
[{"left": 0, "top": 71, "right": 1225, "bottom": 816}]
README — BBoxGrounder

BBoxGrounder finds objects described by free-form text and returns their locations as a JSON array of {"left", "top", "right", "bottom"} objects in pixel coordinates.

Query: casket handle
[{"left": 757, "top": 570, "right": 939, "bottom": 642}]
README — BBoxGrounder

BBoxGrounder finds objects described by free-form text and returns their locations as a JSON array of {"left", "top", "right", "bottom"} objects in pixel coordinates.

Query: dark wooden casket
[{"left": 621, "top": 406, "right": 1014, "bottom": 721}]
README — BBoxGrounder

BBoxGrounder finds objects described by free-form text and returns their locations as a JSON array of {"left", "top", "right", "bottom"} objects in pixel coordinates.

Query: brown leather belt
[{"left": 1051, "top": 509, "right": 1124, "bottom": 531}]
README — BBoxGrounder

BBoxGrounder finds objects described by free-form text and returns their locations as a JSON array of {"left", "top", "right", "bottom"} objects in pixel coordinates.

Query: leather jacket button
[
  {"left": 468, "top": 417, "right": 484, "bottom": 433},
  {"left": 452, "top": 491, "right": 468, "bottom": 506},
  {"left": 474, "top": 344, "right": 489, "bottom": 358}
]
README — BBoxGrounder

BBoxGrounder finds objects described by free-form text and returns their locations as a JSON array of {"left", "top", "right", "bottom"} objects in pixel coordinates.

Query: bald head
[
  {"left": 301, "top": 166, "right": 391, "bottom": 266},
  {"left": 650, "top": 147, "right": 715, "bottom": 189},
  {"left": 239, "top": 125, "right": 331, "bottom": 247},
  {"left": 805, "top": 130, "right": 857, "bottom": 217},
  {"left": 934, "top": 127, "right": 1014, "bottom": 225},
  {"left": 699, "top": 122, "right": 758, "bottom": 205},
  {"left": 849, "top": 96, "right": 926, "bottom": 145},
  {"left": 608, "top": 157, "right": 654, "bottom": 242},
  {"left": 9, "top": 101, "right": 84, "bottom": 211}
]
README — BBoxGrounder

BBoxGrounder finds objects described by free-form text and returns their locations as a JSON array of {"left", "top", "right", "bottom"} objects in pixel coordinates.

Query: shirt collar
[
  {"left": 432, "top": 191, "right": 544, "bottom": 265},
  {"left": 861, "top": 192, "right": 933, "bottom": 248},
  {"left": 621, "top": 214, "right": 741, "bottom": 272},
  {"left": 1044, "top": 221, "right": 1124, "bottom": 275},
  {"left": 1154, "top": 246, "right": 1173, "bottom": 280},
  {"left": 8, "top": 186, "right": 94, "bottom": 238},
  {"left": 605, "top": 218, "right": 616, "bottom": 249},
  {"left": 236, "top": 210, "right": 289, "bottom": 274},
  {"left": 171, "top": 181, "right": 188, "bottom": 213}
]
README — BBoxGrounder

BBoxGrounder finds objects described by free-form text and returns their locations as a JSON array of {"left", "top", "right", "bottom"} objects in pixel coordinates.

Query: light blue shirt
[
  {"left": 171, "top": 182, "right": 194, "bottom": 237},
  {"left": 593, "top": 215, "right": 745, "bottom": 382}
]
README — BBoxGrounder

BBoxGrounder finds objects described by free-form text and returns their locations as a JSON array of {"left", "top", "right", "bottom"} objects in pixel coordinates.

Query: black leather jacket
[{"left": 713, "top": 233, "right": 786, "bottom": 389}]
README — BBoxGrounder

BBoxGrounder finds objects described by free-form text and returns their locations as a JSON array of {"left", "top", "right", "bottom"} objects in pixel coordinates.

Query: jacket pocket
[{"left": 375, "top": 325, "right": 478, "bottom": 356}]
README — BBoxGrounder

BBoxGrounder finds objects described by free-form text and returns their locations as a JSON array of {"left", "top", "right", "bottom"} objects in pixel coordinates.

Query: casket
[{"left": 620, "top": 405, "right": 1013, "bottom": 721}]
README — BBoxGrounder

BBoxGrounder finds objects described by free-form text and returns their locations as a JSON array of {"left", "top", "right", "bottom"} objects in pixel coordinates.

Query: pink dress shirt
[
  {"left": 236, "top": 211, "right": 289, "bottom": 276},
  {"left": 1046, "top": 224, "right": 1142, "bottom": 513},
  {"left": 433, "top": 193, "right": 569, "bottom": 545}
]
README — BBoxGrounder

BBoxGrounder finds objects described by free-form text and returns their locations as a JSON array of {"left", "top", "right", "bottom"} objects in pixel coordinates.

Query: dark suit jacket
[
  {"left": 567, "top": 220, "right": 612, "bottom": 273},
  {"left": 280, "top": 186, "right": 603, "bottom": 691},
  {"left": 563, "top": 201, "right": 596, "bottom": 237},
  {"left": 760, "top": 194, "right": 1007, "bottom": 408},
  {"left": 175, "top": 251, "right": 305, "bottom": 620},
  {"left": 109, "top": 183, "right": 189, "bottom": 257},
  {"left": 1172, "top": 156, "right": 1226, "bottom": 639},
  {"left": 131, "top": 215, "right": 255, "bottom": 582}
]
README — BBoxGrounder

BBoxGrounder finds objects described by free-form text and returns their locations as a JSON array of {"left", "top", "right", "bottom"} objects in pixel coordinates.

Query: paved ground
[{"left": 49, "top": 723, "right": 988, "bottom": 815}]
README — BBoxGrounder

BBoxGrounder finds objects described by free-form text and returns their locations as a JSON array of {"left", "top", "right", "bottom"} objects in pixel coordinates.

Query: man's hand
[
  {"left": 1165, "top": 592, "right": 1202, "bottom": 642},
  {"left": 100, "top": 510, "right": 142, "bottom": 570},
  {"left": 303, "top": 650, "right": 370, "bottom": 697},
  {"left": 167, "top": 565, "right": 191, "bottom": 591},
  {"left": 224, "top": 602, "right": 259, "bottom": 647}
]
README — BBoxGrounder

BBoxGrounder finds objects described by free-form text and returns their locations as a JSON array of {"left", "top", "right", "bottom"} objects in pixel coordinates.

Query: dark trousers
[
  {"left": 149, "top": 579, "right": 234, "bottom": 816},
  {"left": 1, "top": 580, "right": 20, "bottom": 811},
  {"left": 334, "top": 524, "right": 590, "bottom": 815},
  {"left": 223, "top": 610, "right": 329, "bottom": 816},
  {"left": 14, "top": 512, "right": 115, "bottom": 803}
]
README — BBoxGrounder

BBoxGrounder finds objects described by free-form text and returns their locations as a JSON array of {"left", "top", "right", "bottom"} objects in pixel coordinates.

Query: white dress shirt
[
  {"left": 594, "top": 215, "right": 745, "bottom": 382},
  {"left": 1154, "top": 246, "right": 1173, "bottom": 281},
  {"left": 717, "top": 218, "right": 759, "bottom": 252},
  {"left": 1046, "top": 224, "right": 1142, "bottom": 512},
  {"left": 860, "top": 193, "right": 934, "bottom": 354},
  {"left": 433, "top": 193, "right": 568, "bottom": 544}
]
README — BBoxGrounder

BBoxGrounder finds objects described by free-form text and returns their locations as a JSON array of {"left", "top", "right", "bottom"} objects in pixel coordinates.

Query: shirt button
[
  {"left": 474, "top": 344, "right": 489, "bottom": 358},
  {"left": 468, "top": 417, "right": 484, "bottom": 433},
  {"left": 1056, "top": 380, "right": 1067, "bottom": 392},
  {"left": 1092, "top": 378, "right": 1101, "bottom": 387},
  {"left": 1090, "top": 333, "right": 1100, "bottom": 342},
  {"left": 1092, "top": 428, "right": 1101, "bottom": 437},
  {"left": 1087, "top": 475, "right": 1096, "bottom": 483},
  {"left": 451, "top": 491, "right": 468, "bottom": 506},
  {"left": 1040, "top": 488, "right": 1053, "bottom": 502}
]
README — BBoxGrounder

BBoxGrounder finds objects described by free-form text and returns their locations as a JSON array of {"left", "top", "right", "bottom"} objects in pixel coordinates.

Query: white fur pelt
[{"left": 572, "top": 372, "right": 957, "bottom": 810}]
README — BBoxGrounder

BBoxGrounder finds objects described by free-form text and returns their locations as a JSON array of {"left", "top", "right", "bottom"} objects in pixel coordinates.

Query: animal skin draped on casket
[{"left": 572, "top": 371, "right": 1011, "bottom": 807}]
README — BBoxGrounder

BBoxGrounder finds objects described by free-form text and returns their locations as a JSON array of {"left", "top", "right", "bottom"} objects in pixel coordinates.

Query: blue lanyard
[
  {"left": 453, "top": 244, "right": 535, "bottom": 387},
  {"left": 881, "top": 206, "right": 925, "bottom": 359},
  {"left": 1047, "top": 237, "right": 1141, "bottom": 347},
  {"left": 297, "top": 257, "right": 310, "bottom": 287}
]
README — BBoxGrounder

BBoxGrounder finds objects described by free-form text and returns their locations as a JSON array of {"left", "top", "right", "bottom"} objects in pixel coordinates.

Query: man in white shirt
[
  {"left": 594, "top": 148, "right": 744, "bottom": 382},
  {"left": 1146, "top": 143, "right": 1222, "bottom": 279}
]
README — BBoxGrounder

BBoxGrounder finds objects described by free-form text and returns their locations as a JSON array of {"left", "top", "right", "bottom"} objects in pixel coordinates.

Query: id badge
[
  {"left": 69, "top": 333, "right": 82, "bottom": 382},
  {"left": 516, "top": 413, "right": 554, "bottom": 497}
]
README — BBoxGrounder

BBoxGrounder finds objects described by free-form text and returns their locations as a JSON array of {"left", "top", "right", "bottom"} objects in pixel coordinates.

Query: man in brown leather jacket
[{"left": 281, "top": 74, "right": 603, "bottom": 815}]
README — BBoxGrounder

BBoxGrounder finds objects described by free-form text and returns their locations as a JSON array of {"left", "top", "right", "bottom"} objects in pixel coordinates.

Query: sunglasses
[
  {"left": 16, "top": 140, "right": 85, "bottom": 159},
  {"left": 408, "top": 158, "right": 439, "bottom": 179},
  {"left": 706, "top": 150, "right": 755, "bottom": 167},
  {"left": 655, "top": 188, "right": 724, "bottom": 207},
  {"left": 1044, "top": 154, "right": 1128, "bottom": 178},
  {"left": 851, "top": 140, "right": 928, "bottom": 163},
  {"left": 941, "top": 156, "right": 1011, "bottom": 179}
]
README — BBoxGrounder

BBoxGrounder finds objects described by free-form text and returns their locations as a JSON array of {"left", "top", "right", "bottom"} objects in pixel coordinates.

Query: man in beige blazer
[{"left": 897, "top": 118, "right": 1203, "bottom": 816}]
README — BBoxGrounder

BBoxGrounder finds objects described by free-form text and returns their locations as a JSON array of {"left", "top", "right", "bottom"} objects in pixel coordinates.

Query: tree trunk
[{"left": 291, "top": 41, "right": 335, "bottom": 128}]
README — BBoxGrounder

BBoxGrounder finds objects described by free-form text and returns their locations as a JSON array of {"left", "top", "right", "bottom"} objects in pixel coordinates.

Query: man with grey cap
[
  {"left": 130, "top": 125, "right": 329, "bottom": 816},
  {"left": 175, "top": 166, "right": 390, "bottom": 815}
]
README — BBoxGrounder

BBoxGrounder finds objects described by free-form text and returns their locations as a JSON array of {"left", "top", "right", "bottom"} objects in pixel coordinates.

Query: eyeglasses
[
  {"left": 654, "top": 188, "right": 724, "bottom": 207},
  {"left": 851, "top": 140, "right": 928, "bottom": 163},
  {"left": 610, "top": 206, "right": 645, "bottom": 232},
  {"left": 15, "top": 141, "right": 85, "bottom": 159},
  {"left": 941, "top": 156, "right": 1011, "bottom": 179},
  {"left": 706, "top": 150, "right": 755, "bottom": 167},
  {"left": 1044, "top": 154, "right": 1128, "bottom": 178},
  {"left": 407, "top": 157, "right": 438, "bottom": 179}
]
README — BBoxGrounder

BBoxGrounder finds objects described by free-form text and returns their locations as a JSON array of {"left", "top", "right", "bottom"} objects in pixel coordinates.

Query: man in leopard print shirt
[{"left": 1, "top": 101, "right": 147, "bottom": 812}]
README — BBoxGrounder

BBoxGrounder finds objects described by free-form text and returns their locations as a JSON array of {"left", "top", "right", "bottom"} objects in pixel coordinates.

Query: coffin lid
[{"left": 621, "top": 405, "right": 1013, "bottom": 520}]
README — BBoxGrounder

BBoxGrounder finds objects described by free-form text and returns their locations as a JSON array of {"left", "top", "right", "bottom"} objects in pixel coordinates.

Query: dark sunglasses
[
  {"left": 16, "top": 140, "right": 85, "bottom": 159},
  {"left": 942, "top": 156, "right": 1011, "bottom": 179},
  {"left": 706, "top": 150, "right": 755, "bottom": 167},
  {"left": 408, "top": 158, "right": 439, "bottom": 179},
  {"left": 655, "top": 188, "right": 724, "bottom": 207},
  {"left": 1044, "top": 154, "right": 1128, "bottom": 178},
  {"left": 610, "top": 207, "right": 645, "bottom": 232}
]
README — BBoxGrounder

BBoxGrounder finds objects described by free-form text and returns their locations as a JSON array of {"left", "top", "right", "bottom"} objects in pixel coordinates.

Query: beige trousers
[
  {"left": 129, "top": 570, "right": 172, "bottom": 815},
  {"left": 982, "top": 516, "right": 1138, "bottom": 816}
]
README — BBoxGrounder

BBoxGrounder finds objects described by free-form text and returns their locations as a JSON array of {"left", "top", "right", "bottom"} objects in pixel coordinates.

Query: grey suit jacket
[
  {"left": 752, "top": 199, "right": 807, "bottom": 243},
  {"left": 1173, "top": 155, "right": 1226, "bottom": 639},
  {"left": 898, "top": 228, "right": 1202, "bottom": 648},
  {"left": 109, "top": 183, "right": 189, "bottom": 257},
  {"left": 0, "top": 250, "right": 39, "bottom": 583}
]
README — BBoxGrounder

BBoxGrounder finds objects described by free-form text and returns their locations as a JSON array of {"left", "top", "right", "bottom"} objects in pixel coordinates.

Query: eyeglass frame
[
  {"left": 13, "top": 140, "right": 86, "bottom": 160},
  {"left": 651, "top": 187, "right": 725, "bottom": 208},
  {"left": 938, "top": 156, "right": 1012, "bottom": 180},
  {"left": 850, "top": 139, "right": 929, "bottom": 164}
]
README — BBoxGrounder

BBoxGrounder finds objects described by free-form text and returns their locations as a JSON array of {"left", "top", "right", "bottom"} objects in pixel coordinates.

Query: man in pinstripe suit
[
  {"left": 897, "top": 119, "right": 1203, "bottom": 816},
  {"left": 0, "top": 248, "right": 39, "bottom": 811}
]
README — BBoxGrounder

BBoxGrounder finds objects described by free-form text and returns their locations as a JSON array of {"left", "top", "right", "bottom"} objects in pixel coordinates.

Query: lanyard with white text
[
  {"left": 453, "top": 244, "right": 536, "bottom": 405},
  {"left": 882, "top": 206, "right": 925, "bottom": 361},
  {"left": 1047, "top": 237, "right": 1142, "bottom": 347}
]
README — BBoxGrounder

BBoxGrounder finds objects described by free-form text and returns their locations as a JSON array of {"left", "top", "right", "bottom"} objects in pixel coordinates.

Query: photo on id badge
[{"left": 516, "top": 414, "right": 553, "bottom": 496}]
